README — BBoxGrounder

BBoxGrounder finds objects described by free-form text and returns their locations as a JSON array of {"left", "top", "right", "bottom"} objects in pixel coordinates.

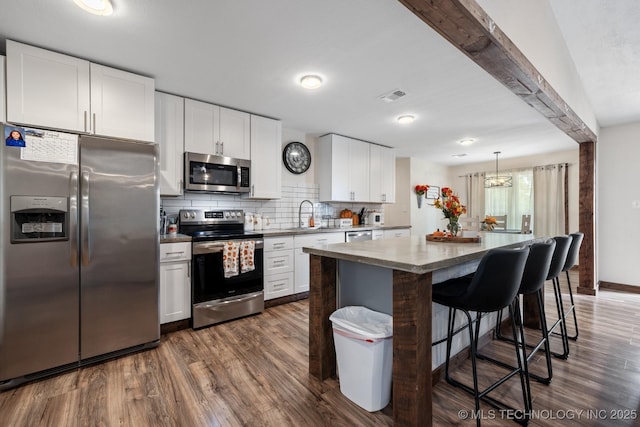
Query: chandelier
[{"left": 485, "top": 151, "right": 513, "bottom": 188}]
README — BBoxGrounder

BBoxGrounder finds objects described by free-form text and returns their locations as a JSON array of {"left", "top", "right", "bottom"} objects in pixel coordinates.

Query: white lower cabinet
[
  {"left": 294, "top": 232, "right": 344, "bottom": 293},
  {"left": 383, "top": 228, "right": 411, "bottom": 239},
  {"left": 372, "top": 229, "right": 384, "bottom": 240},
  {"left": 160, "top": 242, "right": 191, "bottom": 324},
  {"left": 264, "top": 236, "right": 294, "bottom": 300}
]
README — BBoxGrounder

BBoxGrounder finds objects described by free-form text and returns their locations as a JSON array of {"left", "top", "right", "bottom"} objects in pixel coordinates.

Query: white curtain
[
  {"left": 533, "top": 164, "right": 567, "bottom": 238},
  {"left": 484, "top": 169, "right": 533, "bottom": 229},
  {"left": 464, "top": 172, "right": 485, "bottom": 219}
]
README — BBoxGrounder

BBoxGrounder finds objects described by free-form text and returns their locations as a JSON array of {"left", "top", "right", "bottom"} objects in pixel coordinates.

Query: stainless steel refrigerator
[{"left": 0, "top": 124, "right": 160, "bottom": 388}]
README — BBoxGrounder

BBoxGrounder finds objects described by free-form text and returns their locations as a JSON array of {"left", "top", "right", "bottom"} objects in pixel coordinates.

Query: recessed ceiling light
[
  {"left": 452, "top": 153, "right": 468, "bottom": 158},
  {"left": 458, "top": 138, "right": 475, "bottom": 146},
  {"left": 396, "top": 115, "right": 415, "bottom": 124},
  {"left": 299, "top": 75, "right": 323, "bottom": 90},
  {"left": 73, "top": 0, "right": 113, "bottom": 16}
]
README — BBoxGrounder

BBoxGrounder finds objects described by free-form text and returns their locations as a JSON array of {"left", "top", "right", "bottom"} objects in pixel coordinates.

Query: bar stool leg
[
  {"left": 564, "top": 270, "right": 579, "bottom": 340},
  {"left": 550, "top": 276, "right": 570, "bottom": 359}
]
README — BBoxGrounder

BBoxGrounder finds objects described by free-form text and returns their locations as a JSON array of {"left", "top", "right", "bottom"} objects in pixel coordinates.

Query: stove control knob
[
  {"left": 190, "top": 211, "right": 196, "bottom": 219},
  {"left": 225, "top": 211, "right": 231, "bottom": 218},
  {"left": 182, "top": 212, "right": 189, "bottom": 219},
  {"left": 230, "top": 211, "right": 237, "bottom": 218}
]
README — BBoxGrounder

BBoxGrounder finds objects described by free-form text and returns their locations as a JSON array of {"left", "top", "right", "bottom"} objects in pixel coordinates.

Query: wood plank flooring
[{"left": 1, "top": 272, "right": 639, "bottom": 426}]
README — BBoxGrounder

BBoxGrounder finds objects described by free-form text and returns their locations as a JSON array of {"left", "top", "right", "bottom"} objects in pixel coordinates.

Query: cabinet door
[
  {"left": 160, "top": 261, "right": 191, "bottom": 324},
  {"left": 155, "top": 92, "right": 184, "bottom": 196},
  {"left": 370, "top": 145, "right": 395, "bottom": 203},
  {"left": 369, "top": 144, "right": 384, "bottom": 203},
  {"left": 349, "top": 139, "right": 370, "bottom": 202},
  {"left": 184, "top": 99, "right": 219, "bottom": 155},
  {"left": 294, "top": 248, "right": 310, "bottom": 293},
  {"left": 6, "top": 40, "right": 90, "bottom": 132},
  {"left": 383, "top": 228, "right": 411, "bottom": 239},
  {"left": 90, "top": 63, "right": 155, "bottom": 142},
  {"left": 219, "top": 107, "right": 250, "bottom": 159},
  {"left": 250, "top": 115, "right": 281, "bottom": 199},
  {"left": 328, "top": 135, "right": 351, "bottom": 201},
  {"left": 0, "top": 55, "right": 5, "bottom": 123},
  {"left": 381, "top": 146, "right": 396, "bottom": 203}
]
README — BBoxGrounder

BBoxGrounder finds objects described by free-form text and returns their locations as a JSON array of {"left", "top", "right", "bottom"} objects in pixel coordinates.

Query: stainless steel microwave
[{"left": 184, "top": 152, "right": 251, "bottom": 193}]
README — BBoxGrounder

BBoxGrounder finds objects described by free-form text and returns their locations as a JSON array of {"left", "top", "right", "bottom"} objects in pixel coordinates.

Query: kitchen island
[{"left": 303, "top": 232, "right": 540, "bottom": 427}]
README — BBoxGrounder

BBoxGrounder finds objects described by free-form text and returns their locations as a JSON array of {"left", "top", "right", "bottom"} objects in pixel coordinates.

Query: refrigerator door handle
[
  {"left": 81, "top": 171, "right": 91, "bottom": 266},
  {"left": 70, "top": 172, "right": 79, "bottom": 267}
]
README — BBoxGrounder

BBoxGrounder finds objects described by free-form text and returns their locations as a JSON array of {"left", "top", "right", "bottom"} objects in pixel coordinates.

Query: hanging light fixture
[{"left": 485, "top": 151, "right": 513, "bottom": 188}]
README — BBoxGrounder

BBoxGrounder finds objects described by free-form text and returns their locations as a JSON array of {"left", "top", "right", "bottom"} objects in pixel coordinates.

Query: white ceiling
[{"left": 0, "top": 1, "right": 637, "bottom": 165}]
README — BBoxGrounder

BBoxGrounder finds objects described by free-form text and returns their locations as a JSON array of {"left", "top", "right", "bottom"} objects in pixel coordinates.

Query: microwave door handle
[
  {"left": 69, "top": 172, "right": 79, "bottom": 267},
  {"left": 237, "top": 165, "right": 241, "bottom": 189},
  {"left": 81, "top": 171, "right": 91, "bottom": 266}
]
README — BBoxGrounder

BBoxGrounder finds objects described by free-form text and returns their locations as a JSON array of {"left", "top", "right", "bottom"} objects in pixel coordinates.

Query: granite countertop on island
[{"left": 303, "top": 232, "right": 541, "bottom": 275}]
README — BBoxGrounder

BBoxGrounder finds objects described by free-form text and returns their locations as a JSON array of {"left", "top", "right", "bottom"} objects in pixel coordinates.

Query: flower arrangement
[
  {"left": 414, "top": 184, "right": 429, "bottom": 208},
  {"left": 433, "top": 187, "right": 467, "bottom": 236},
  {"left": 414, "top": 184, "right": 429, "bottom": 196},
  {"left": 481, "top": 215, "right": 497, "bottom": 231}
]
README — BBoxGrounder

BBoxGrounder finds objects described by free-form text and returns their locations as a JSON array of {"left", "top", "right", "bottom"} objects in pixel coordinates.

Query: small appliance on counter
[{"left": 367, "top": 211, "right": 384, "bottom": 226}]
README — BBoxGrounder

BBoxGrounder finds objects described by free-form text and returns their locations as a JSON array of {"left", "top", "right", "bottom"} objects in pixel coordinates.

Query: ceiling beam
[{"left": 397, "top": 0, "right": 597, "bottom": 144}]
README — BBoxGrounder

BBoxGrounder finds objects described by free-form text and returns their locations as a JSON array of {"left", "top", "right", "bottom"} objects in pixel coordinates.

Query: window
[{"left": 485, "top": 169, "right": 533, "bottom": 229}]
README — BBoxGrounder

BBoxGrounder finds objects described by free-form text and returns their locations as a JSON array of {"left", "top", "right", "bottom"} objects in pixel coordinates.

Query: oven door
[{"left": 191, "top": 239, "right": 264, "bottom": 328}]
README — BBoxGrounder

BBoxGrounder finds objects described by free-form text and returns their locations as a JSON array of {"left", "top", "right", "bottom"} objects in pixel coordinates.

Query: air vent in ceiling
[{"left": 377, "top": 89, "right": 407, "bottom": 103}]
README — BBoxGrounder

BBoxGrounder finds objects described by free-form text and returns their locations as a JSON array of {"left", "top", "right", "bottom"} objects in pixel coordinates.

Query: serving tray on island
[{"left": 426, "top": 234, "right": 481, "bottom": 243}]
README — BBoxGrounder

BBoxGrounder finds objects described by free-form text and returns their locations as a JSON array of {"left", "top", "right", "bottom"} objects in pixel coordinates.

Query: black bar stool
[
  {"left": 560, "top": 232, "right": 584, "bottom": 340},
  {"left": 493, "top": 240, "right": 556, "bottom": 384},
  {"left": 432, "top": 247, "right": 530, "bottom": 426},
  {"left": 546, "top": 235, "right": 572, "bottom": 359}
]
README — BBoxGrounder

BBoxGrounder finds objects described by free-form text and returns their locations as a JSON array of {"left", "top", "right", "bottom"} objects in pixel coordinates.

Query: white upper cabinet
[
  {"left": 184, "top": 99, "right": 250, "bottom": 159},
  {"left": 249, "top": 115, "right": 282, "bottom": 199},
  {"left": 184, "top": 98, "right": 219, "bottom": 154},
  {"left": 155, "top": 92, "right": 184, "bottom": 196},
  {"left": 369, "top": 144, "right": 396, "bottom": 203},
  {"left": 0, "top": 55, "right": 5, "bottom": 123},
  {"left": 6, "top": 40, "right": 154, "bottom": 141},
  {"left": 318, "top": 134, "right": 370, "bottom": 202},
  {"left": 7, "top": 40, "right": 90, "bottom": 133},
  {"left": 219, "top": 106, "right": 250, "bottom": 159},
  {"left": 90, "top": 63, "right": 155, "bottom": 142}
]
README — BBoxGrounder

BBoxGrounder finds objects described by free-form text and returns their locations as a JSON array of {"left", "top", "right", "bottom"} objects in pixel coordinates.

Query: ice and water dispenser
[{"left": 10, "top": 196, "right": 68, "bottom": 242}]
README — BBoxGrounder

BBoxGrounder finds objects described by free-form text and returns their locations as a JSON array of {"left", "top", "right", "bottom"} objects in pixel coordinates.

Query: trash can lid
[{"left": 329, "top": 306, "right": 392, "bottom": 339}]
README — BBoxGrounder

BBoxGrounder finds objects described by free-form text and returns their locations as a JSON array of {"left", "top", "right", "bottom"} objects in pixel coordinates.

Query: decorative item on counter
[
  {"left": 254, "top": 213, "right": 263, "bottom": 231},
  {"left": 352, "top": 212, "right": 359, "bottom": 226},
  {"left": 481, "top": 215, "right": 497, "bottom": 231},
  {"left": 309, "top": 216, "right": 315, "bottom": 227},
  {"left": 432, "top": 186, "right": 467, "bottom": 237},
  {"left": 263, "top": 215, "right": 271, "bottom": 230},
  {"left": 167, "top": 222, "right": 177, "bottom": 235},
  {"left": 244, "top": 213, "right": 254, "bottom": 232},
  {"left": 414, "top": 184, "right": 429, "bottom": 208}
]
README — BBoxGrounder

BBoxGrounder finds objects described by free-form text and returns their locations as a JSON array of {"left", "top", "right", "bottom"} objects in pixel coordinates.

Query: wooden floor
[{"left": 1, "top": 273, "right": 639, "bottom": 426}]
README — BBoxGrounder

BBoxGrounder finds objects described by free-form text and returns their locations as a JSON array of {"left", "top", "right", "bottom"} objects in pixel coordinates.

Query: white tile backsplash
[{"left": 161, "top": 182, "right": 384, "bottom": 230}]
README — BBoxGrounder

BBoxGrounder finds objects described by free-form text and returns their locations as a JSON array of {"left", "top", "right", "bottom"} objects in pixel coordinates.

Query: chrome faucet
[{"left": 298, "top": 199, "right": 315, "bottom": 228}]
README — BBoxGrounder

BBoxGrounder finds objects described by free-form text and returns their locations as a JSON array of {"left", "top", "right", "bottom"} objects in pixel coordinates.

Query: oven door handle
[{"left": 193, "top": 239, "right": 264, "bottom": 255}]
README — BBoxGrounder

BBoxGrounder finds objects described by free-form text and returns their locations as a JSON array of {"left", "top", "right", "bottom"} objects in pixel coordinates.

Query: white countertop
[{"left": 302, "top": 232, "right": 541, "bottom": 274}]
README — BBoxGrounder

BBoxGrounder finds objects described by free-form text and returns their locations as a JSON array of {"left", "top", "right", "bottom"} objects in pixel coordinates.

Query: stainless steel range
[{"left": 179, "top": 209, "right": 264, "bottom": 329}]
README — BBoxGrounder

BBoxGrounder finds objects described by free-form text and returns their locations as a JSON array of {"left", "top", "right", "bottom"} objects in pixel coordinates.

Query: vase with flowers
[
  {"left": 433, "top": 187, "right": 467, "bottom": 237},
  {"left": 414, "top": 184, "right": 429, "bottom": 208},
  {"left": 481, "top": 215, "right": 497, "bottom": 231}
]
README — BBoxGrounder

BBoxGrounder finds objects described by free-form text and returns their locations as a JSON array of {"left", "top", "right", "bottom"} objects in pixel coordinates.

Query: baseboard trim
[
  {"left": 265, "top": 291, "right": 309, "bottom": 308},
  {"left": 599, "top": 281, "right": 640, "bottom": 294}
]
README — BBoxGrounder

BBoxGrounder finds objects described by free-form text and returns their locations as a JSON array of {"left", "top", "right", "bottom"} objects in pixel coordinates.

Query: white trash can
[{"left": 329, "top": 306, "right": 393, "bottom": 412}]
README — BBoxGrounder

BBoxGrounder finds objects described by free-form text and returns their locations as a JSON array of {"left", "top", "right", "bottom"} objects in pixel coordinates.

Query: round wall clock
[{"left": 283, "top": 141, "right": 311, "bottom": 174}]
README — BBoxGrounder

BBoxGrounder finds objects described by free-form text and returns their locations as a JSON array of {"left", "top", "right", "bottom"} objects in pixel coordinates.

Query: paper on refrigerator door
[{"left": 20, "top": 128, "right": 78, "bottom": 165}]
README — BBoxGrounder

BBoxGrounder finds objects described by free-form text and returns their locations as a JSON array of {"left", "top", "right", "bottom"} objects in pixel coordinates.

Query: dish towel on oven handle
[
  {"left": 240, "top": 240, "right": 255, "bottom": 274},
  {"left": 223, "top": 241, "right": 240, "bottom": 278}
]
